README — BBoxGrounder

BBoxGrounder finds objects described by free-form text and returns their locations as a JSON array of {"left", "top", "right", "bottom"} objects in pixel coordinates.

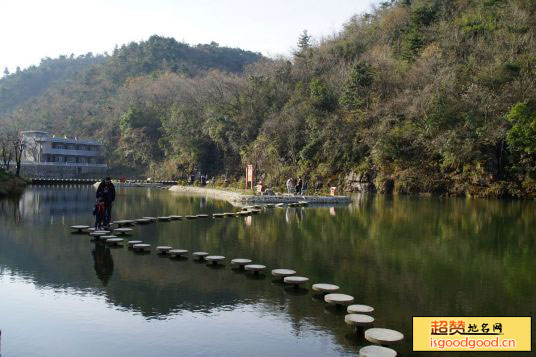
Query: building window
[
  {"left": 67, "top": 144, "right": 76, "bottom": 150},
  {"left": 66, "top": 156, "right": 76, "bottom": 163},
  {"left": 79, "top": 145, "right": 86, "bottom": 151},
  {"left": 79, "top": 157, "right": 87, "bottom": 164},
  {"left": 55, "top": 156, "right": 64, "bottom": 163}
]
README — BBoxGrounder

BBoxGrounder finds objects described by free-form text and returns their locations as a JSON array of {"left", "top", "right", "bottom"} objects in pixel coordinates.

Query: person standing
[
  {"left": 296, "top": 177, "right": 303, "bottom": 195},
  {"left": 96, "top": 177, "right": 116, "bottom": 226},
  {"left": 286, "top": 177, "right": 294, "bottom": 195}
]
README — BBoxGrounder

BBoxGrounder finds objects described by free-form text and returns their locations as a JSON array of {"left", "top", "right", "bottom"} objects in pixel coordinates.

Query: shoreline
[
  {"left": 0, "top": 173, "right": 27, "bottom": 197},
  {"left": 168, "top": 185, "right": 352, "bottom": 205}
]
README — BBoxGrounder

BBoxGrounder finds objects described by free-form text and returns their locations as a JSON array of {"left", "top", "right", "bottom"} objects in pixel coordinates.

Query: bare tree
[
  {"left": 11, "top": 133, "right": 25, "bottom": 177},
  {"left": 0, "top": 132, "right": 13, "bottom": 172}
]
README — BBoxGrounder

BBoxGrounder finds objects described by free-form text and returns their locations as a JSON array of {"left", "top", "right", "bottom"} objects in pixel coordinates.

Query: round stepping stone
[
  {"left": 70, "top": 225, "right": 89, "bottom": 232},
  {"left": 192, "top": 252, "right": 209, "bottom": 260},
  {"left": 345, "top": 314, "right": 375, "bottom": 327},
  {"left": 196, "top": 214, "right": 209, "bottom": 218},
  {"left": 156, "top": 246, "right": 172, "bottom": 253},
  {"left": 213, "top": 213, "right": 224, "bottom": 218},
  {"left": 359, "top": 345, "right": 397, "bottom": 357},
  {"left": 238, "top": 211, "right": 251, "bottom": 216},
  {"left": 249, "top": 209, "right": 261, "bottom": 214},
  {"left": 284, "top": 276, "right": 309, "bottom": 287},
  {"left": 244, "top": 264, "right": 266, "bottom": 274},
  {"left": 348, "top": 304, "right": 375, "bottom": 314},
  {"left": 106, "top": 238, "right": 124, "bottom": 246},
  {"left": 94, "top": 230, "right": 111, "bottom": 234},
  {"left": 224, "top": 212, "right": 236, "bottom": 217},
  {"left": 87, "top": 228, "right": 96, "bottom": 233},
  {"left": 312, "top": 283, "right": 340, "bottom": 294},
  {"left": 205, "top": 255, "right": 225, "bottom": 264},
  {"left": 100, "top": 235, "right": 117, "bottom": 241},
  {"left": 169, "top": 249, "right": 189, "bottom": 257},
  {"left": 185, "top": 215, "right": 197, "bottom": 219},
  {"left": 135, "top": 218, "right": 151, "bottom": 224},
  {"left": 90, "top": 231, "right": 106, "bottom": 237},
  {"left": 272, "top": 269, "right": 296, "bottom": 279},
  {"left": 114, "top": 228, "right": 133, "bottom": 235},
  {"left": 142, "top": 217, "right": 156, "bottom": 222},
  {"left": 231, "top": 258, "right": 252, "bottom": 269},
  {"left": 127, "top": 240, "right": 143, "bottom": 247},
  {"left": 169, "top": 215, "right": 183, "bottom": 220},
  {"left": 157, "top": 216, "right": 171, "bottom": 221},
  {"left": 324, "top": 293, "right": 354, "bottom": 306},
  {"left": 365, "top": 328, "right": 404, "bottom": 346},
  {"left": 132, "top": 243, "right": 151, "bottom": 252}
]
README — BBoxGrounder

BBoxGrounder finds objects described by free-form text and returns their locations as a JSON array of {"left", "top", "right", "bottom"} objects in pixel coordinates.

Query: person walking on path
[
  {"left": 286, "top": 177, "right": 295, "bottom": 195},
  {"left": 96, "top": 177, "right": 116, "bottom": 226}
]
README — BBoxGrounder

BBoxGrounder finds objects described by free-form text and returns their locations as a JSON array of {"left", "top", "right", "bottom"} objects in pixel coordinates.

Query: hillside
[{"left": 2, "top": 0, "right": 536, "bottom": 197}]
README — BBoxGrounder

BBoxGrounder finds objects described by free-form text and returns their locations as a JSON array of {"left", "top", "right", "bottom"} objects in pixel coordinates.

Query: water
[{"left": 0, "top": 186, "right": 534, "bottom": 356}]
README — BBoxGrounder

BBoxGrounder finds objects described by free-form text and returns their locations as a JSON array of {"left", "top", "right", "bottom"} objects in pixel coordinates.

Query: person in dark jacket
[
  {"left": 93, "top": 197, "right": 106, "bottom": 230},
  {"left": 96, "top": 177, "right": 116, "bottom": 226}
]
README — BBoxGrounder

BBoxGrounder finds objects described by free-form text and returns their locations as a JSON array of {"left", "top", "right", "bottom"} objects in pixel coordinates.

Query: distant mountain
[{"left": 0, "top": 35, "right": 262, "bottom": 116}]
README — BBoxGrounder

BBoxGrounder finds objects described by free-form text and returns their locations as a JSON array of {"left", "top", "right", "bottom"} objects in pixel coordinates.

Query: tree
[
  {"left": 3, "top": 67, "right": 9, "bottom": 77},
  {"left": 0, "top": 133, "right": 13, "bottom": 171},
  {"left": 506, "top": 100, "right": 536, "bottom": 155},
  {"left": 297, "top": 30, "right": 312, "bottom": 50},
  {"left": 10, "top": 133, "right": 25, "bottom": 177}
]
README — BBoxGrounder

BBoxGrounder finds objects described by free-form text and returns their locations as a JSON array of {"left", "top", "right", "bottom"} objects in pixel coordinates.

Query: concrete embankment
[{"left": 168, "top": 185, "right": 352, "bottom": 205}]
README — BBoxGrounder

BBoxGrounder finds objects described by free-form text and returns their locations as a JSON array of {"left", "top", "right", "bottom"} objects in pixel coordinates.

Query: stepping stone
[
  {"left": 169, "top": 215, "right": 183, "bottom": 220},
  {"left": 348, "top": 304, "right": 375, "bottom": 314},
  {"left": 365, "top": 328, "right": 404, "bottom": 346},
  {"left": 312, "top": 283, "right": 340, "bottom": 294},
  {"left": 345, "top": 314, "right": 375, "bottom": 328},
  {"left": 95, "top": 230, "right": 111, "bottom": 234},
  {"left": 127, "top": 240, "right": 143, "bottom": 247},
  {"left": 271, "top": 269, "right": 296, "bottom": 279},
  {"left": 238, "top": 211, "right": 251, "bottom": 216},
  {"left": 100, "top": 235, "right": 117, "bottom": 241},
  {"left": 213, "top": 213, "right": 225, "bottom": 218},
  {"left": 275, "top": 203, "right": 285, "bottom": 207},
  {"left": 114, "top": 228, "right": 133, "bottom": 235},
  {"left": 106, "top": 238, "right": 124, "bottom": 246},
  {"left": 157, "top": 216, "right": 171, "bottom": 221},
  {"left": 206, "top": 255, "right": 225, "bottom": 264},
  {"left": 284, "top": 276, "right": 309, "bottom": 287},
  {"left": 249, "top": 209, "right": 261, "bottom": 214},
  {"left": 265, "top": 204, "right": 275, "bottom": 208},
  {"left": 169, "top": 249, "right": 189, "bottom": 257},
  {"left": 70, "top": 225, "right": 89, "bottom": 233},
  {"left": 224, "top": 212, "right": 236, "bottom": 217},
  {"left": 142, "top": 217, "right": 156, "bottom": 222},
  {"left": 135, "top": 218, "right": 151, "bottom": 224},
  {"left": 90, "top": 232, "right": 107, "bottom": 238},
  {"left": 185, "top": 215, "right": 197, "bottom": 219},
  {"left": 132, "top": 243, "right": 151, "bottom": 252},
  {"left": 231, "top": 258, "right": 252, "bottom": 269},
  {"left": 192, "top": 252, "right": 209, "bottom": 260},
  {"left": 87, "top": 228, "right": 97, "bottom": 233},
  {"left": 196, "top": 214, "right": 209, "bottom": 218},
  {"left": 114, "top": 220, "right": 135, "bottom": 227},
  {"left": 156, "top": 246, "right": 173, "bottom": 254},
  {"left": 359, "top": 345, "right": 397, "bottom": 357},
  {"left": 244, "top": 264, "right": 266, "bottom": 274},
  {"left": 324, "top": 293, "right": 354, "bottom": 306}
]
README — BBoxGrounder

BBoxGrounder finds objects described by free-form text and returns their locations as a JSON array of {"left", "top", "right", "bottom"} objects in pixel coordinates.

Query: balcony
[
  {"left": 22, "top": 161, "right": 107, "bottom": 168},
  {"left": 42, "top": 147, "right": 99, "bottom": 157}
]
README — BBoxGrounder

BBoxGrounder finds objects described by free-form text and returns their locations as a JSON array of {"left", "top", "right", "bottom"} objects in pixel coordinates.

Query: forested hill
[
  {"left": 0, "top": 35, "right": 262, "bottom": 116},
  {"left": 2, "top": 0, "right": 536, "bottom": 198}
]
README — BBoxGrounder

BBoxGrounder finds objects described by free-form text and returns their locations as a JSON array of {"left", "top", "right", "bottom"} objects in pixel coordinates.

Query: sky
[{"left": 0, "top": 0, "right": 378, "bottom": 72}]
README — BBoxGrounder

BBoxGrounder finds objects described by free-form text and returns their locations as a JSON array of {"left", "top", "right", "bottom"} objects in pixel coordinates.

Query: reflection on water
[{"left": 0, "top": 186, "right": 535, "bottom": 356}]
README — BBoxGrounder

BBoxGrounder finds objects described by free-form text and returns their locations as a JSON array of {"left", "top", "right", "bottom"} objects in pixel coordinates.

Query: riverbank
[
  {"left": 168, "top": 185, "right": 352, "bottom": 205},
  {"left": 0, "top": 171, "right": 27, "bottom": 197}
]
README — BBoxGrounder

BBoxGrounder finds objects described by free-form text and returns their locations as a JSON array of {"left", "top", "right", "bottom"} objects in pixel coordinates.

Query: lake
[{"left": 0, "top": 186, "right": 534, "bottom": 356}]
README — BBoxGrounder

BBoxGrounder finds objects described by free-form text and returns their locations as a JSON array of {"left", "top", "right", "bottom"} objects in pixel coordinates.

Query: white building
[{"left": 20, "top": 131, "right": 107, "bottom": 177}]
